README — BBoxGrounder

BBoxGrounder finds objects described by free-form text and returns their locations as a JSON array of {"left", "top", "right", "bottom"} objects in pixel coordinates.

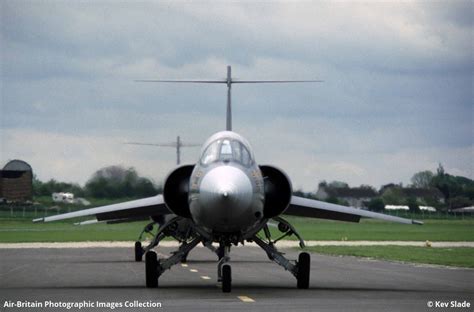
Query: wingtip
[
  {"left": 32, "top": 217, "right": 44, "bottom": 223},
  {"left": 412, "top": 220, "right": 424, "bottom": 225}
]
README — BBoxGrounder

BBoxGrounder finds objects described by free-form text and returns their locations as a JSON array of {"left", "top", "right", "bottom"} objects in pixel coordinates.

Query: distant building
[
  {"left": 384, "top": 205, "right": 436, "bottom": 212},
  {"left": 0, "top": 160, "right": 33, "bottom": 202},
  {"left": 316, "top": 184, "right": 377, "bottom": 208},
  {"left": 402, "top": 188, "right": 444, "bottom": 203},
  {"left": 385, "top": 205, "right": 409, "bottom": 211},
  {"left": 381, "top": 185, "right": 445, "bottom": 205},
  {"left": 451, "top": 206, "right": 474, "bottom": 213}
]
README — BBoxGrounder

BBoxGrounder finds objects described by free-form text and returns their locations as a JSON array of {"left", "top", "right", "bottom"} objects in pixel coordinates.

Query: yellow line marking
[
  {"left": 200, "top": 276, "right": 211, "bottom": 280},
  {"left": 181, "top": 263, "right": 188, "bottom": 267},
  {"left": 237, "top": 296, "right": 255, "bottom": 303},
  {"left": 189, "top": 269, "right": 198, "bottom": 272}
]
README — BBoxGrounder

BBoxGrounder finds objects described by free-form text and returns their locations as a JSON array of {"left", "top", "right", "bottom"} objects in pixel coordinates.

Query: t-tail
[{"left": 136, "top": 65, "right": 323, "bottom": 131}]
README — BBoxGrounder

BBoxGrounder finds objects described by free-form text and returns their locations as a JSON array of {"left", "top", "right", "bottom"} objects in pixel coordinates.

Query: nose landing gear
[
  {"left": 217, "top": 244, "right": 232, "bottom": 293},
  {"left": 221, "top": 264, "right": 232, "bottom": 293}
]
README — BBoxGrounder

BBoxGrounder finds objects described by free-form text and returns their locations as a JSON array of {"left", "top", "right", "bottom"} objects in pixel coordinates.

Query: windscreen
[{"left": 201, "top": 139, "right": 252, "bottom": 166}]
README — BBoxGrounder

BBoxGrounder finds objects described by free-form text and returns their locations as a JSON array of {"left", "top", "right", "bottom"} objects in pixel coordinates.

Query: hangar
[{"left": 0, "top": 160, "right": 33, "bottom": 202}]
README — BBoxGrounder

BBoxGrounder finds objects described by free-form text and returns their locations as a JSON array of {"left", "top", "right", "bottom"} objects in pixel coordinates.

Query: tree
[
  {"left": 410, "top": 171, "right": 434, "bottom": 189},
  {"left": 85, "top": 165, "right": 160, "bottom": 199},
  {"left": 367, "top": 197, "right": 385, "bottom": 212},
  {"left": 328, "top": 181, "right": 349, "bottom": 189},
  {"left": 381, "top": 187, "right": 405, "bottom": 205},
  {"left": 406, "top": 197, "right": 420, "bottom": 213},
  {"left": 33, "top": 177, "right": 85, "bottom": 197}
]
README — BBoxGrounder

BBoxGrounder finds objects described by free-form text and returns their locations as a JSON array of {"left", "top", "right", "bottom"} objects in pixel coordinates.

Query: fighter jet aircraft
[{"left": 34, "top": 66, "right": 422, "bottom": 293}]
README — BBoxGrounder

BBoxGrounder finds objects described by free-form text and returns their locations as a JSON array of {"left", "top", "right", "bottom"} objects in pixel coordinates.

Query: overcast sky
[{"left": 1, "top": 1, "right": 472, "bottom": 191}]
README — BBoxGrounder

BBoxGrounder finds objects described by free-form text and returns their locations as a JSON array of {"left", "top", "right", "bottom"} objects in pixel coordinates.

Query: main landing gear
[
  {"left": 252, "top": 217, "right": 311, "bottom": 289},
  {"left": 146, "top": 236, "right": 202, "bottom": 289},
  {"left": 142, "top": 216, "right": 310, "bottom": 291},
  {"left": 134, "top": 216, "right": 184, "bottom": 262}
]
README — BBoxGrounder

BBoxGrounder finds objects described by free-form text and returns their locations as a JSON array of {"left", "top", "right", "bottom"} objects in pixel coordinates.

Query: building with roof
[
  {"left": 0, "top": 160, "right": 33, "bottom": 202},
  {"left": 316, "top": 184, "right": 378, "bottom": 208}
]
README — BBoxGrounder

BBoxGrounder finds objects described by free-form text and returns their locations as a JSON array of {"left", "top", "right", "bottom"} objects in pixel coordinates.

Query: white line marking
[
  {"left": 181, "top": 263, "right": 188, "bottom": 267},
  {"left": 190, "top": 269, "right": 198, "bottom": 272},
  {"left": 237, "top": 296, "right": 255, "bottom": 303},
  {"left": 200, "top": 276, "right": 211, "bottom": 280}
]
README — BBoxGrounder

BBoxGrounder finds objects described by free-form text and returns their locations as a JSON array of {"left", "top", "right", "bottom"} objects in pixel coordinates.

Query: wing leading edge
[
  {"left": 33, "top": 195, "right": 171, "bottom": 223},
  {"left": 286, "top": 196, "right": 423, "bottom": 225}
]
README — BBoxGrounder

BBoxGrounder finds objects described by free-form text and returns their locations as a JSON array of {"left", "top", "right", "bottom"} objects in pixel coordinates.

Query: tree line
[
  {"left": 296, "top": 164, "right": 474, "bottom": 212},
  {"left": 33, "top": 165, "right": 162, "bottom": 199},
  {"left": 33, "top": 164, "right": 473, "bottom": 211}
]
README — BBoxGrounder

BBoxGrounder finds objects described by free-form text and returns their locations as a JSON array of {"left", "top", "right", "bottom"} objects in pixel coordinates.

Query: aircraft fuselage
[{"left": 188, "top": 131, "right": 265, "bottom": 238}]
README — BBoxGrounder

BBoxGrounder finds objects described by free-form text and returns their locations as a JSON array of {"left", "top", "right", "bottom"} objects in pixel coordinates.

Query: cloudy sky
[{"left": 1, "top": 1, "right": 472, "bottom": 191}]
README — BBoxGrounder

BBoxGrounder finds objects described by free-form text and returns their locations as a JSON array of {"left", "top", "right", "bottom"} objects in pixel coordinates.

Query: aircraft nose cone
[{"left": 199, "top": 166, "right": 253, "bottom": 222}]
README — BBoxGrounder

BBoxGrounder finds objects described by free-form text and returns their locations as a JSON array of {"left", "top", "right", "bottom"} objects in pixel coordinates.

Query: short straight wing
[
  {"left": 33, "top": 195, "right": 171, "bottom": 223},
  {"left": 286, "top": 196, "right": 423, "bottom": 225}
]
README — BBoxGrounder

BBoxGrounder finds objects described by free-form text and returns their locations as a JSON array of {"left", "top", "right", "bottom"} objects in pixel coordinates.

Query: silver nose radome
[{"left": 199, "top": 166, "right": 253, "bottom": 223}]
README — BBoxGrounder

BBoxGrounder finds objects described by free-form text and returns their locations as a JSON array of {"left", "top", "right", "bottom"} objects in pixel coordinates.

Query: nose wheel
[
  {"left": 221, "top": 264, "right": 232, "bottom": 293},
  {"left": 217, "top": 244, "right": 232, "bottom": 292}
]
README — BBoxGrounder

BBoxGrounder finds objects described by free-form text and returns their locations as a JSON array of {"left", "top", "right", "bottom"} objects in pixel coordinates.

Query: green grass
[
  {"left": 268, "top": 217, "right": 474, "bottom": 242},
  {"left": 0, "top": 216, "right": 473, "bottom": 243},
  {"left": 307, "top": 246, "right": 474, "bottom": 268},
  {"left": 0, "top": 219, "right": 150, "bottom": 242}
]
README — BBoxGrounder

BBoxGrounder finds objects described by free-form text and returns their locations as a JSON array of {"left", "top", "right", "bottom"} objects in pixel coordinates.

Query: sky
[{"left": 1, "top": 0, "right": 473, "bottom": 192}]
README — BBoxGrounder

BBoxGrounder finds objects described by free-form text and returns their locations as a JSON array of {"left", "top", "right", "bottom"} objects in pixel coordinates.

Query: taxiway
[{"left": 1, "top": 246, "right": 473, "bottom": 311}]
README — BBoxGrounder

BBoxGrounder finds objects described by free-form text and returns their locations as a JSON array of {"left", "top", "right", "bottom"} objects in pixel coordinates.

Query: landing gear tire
[
  {"left": 135, "top": 241, "right": 143, "bottom": 262},
  {"left": 296, "top": 252, "right": 310, "bottom": 289},
  {"left": 181, "top": 252, "right": 188, "bottom": 263},
  {"left": 145, "top": 251, "right": 158, "bottom": 288},
  {"left": 222, "top": 264, "right": 232, "bottom": 293}
]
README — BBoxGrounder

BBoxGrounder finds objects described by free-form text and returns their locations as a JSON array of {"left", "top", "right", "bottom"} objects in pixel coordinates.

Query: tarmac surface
[{"left": 1, "top": 245, "right": 473, "bottom": 312}]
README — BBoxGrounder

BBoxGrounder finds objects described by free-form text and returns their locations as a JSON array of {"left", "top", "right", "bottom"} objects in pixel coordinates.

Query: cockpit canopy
[{"left": 200, "top": 138, "right": 253, "bottom": 166}]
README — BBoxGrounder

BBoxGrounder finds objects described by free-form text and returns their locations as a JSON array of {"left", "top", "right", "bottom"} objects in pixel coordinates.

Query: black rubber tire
[
  {"left": 145, "top": 251, "right": 158, "bottom": 288},
  {"left": 296, "top": 252, "right": 310, "bottom": 289},
  {"left": 296, "top": 252, "right": 311, "bottom": 289},
  {"left": 222, "top": 264, "right": 232, "bottom": 293},
  {"left": 135, "top": 241, "right": 143, "bottom": 262}
]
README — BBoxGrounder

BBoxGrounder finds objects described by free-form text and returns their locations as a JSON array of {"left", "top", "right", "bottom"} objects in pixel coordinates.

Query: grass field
[
  {"left": 0, "top": 217, "right": 473, "bottom": 243},
  {"left": 270, "top": 217, "right": 474, "bottom": 242},
  {"left": 307, "top": 246, "right": 474, "bottom": 268}
]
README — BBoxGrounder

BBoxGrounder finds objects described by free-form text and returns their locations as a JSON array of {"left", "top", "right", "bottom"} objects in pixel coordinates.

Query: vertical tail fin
[{"left": 136, "top": 66, "right": 323, "bottom": 131}]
